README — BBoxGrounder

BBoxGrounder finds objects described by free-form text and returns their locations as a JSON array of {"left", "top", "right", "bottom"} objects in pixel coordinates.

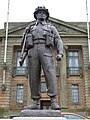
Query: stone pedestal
[
  {"left": 12, "top": 110, "right": 67, "bottom": 120},
  {"left": 20, "top": 110, "right": 61, "bottom": 117}
]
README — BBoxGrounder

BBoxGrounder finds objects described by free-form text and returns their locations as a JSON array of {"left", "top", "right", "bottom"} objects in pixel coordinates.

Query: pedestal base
[
  {"left": 12, "top": 110, "right": 67, "bottom": 120},
  {"left": 20, "top": 110, "right": 61, "bottom": 117}
]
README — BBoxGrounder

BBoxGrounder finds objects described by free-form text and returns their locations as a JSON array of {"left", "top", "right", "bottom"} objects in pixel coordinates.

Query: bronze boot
[
  {"left": 24, "top": 99, "right": 40, "bottom": 110},
  {"left": 51, "top": 97, "right": 61, "bottom": 110}
]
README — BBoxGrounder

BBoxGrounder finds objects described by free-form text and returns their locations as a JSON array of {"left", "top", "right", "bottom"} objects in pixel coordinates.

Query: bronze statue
[{"left": 20, "top": 6, "right": 63, "bottom": 110}]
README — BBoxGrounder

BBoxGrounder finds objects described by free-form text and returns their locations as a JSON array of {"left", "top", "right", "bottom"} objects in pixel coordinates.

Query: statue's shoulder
[
  {"left": 30, "top": 24, "right": 36, "bottom": 30},
  {"left": 47, "top": 22, "right": 55, "bottom": 30},
  {"left": 25, "top": 24, "right": 35, "bottom": 33},
  {"left": 31, "top": 25, "right": 35, "bottom": 29}
]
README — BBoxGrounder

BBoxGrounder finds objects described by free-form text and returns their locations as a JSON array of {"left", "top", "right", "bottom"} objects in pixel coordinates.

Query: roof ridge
[{"left": 49, "top": 17, "right": 87, "bottom": 33}]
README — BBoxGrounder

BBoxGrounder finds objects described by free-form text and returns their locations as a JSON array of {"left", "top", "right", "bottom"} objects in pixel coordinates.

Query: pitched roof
[{"left": 0, "top": 17, "right": 89, "bottom": 37}]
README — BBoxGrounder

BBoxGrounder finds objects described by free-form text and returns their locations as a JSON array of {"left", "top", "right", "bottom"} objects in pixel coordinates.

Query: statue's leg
[
  {"left": 40, "top": 47, "right": 60, "bottom": 110},
  {"left": 28, "top": 57, "right": 41, "bottom": 99},
  {"left": 26, "top": 48, "right": 41, "bottom": 109},
  {"left": 41, "top": 52, "right": 57, "bottom": 96}
]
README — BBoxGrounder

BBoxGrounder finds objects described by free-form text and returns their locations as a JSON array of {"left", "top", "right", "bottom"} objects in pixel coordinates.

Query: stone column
[
  {"left": 82, "top": 45, "right": 90, "bottom": 108},
  {"left": 60, "top": 48, "right": 67, "bottom": 108}
]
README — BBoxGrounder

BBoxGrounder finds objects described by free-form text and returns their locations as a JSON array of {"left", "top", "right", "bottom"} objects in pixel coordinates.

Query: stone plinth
[{"left": 20, "top": 110, "right": 61, "bottom": 117}]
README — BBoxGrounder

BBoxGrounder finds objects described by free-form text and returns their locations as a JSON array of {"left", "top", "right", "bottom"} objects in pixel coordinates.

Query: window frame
[
  {"left": 71, "top": 84, "right": 79, "bottom": 104},
  {"left": 66, "top": 47, "right": 83, "bottom": 77},
  {"left": 13, "top": 48, "right": 28, "bottom": 75},
  {"left": 16, "top": 84, "right": 24, "bottom": 104}
]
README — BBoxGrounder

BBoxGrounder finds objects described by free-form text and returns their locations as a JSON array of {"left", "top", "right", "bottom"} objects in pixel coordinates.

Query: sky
[{"left": 0, "top": 0, "right": 90, "bottom": 29}]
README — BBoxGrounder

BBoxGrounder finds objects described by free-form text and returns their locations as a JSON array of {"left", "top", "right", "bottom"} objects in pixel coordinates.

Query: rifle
[
  {"left": 19, "top": 52, "right": 28, "bottom": 66},
  {"left": 19, "top": 28, "right": 28, "bottom": 66}
]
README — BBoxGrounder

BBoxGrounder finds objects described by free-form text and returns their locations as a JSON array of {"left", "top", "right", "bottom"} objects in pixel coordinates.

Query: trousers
[{"left": 28, "top": 43, "right": 58, "bottom": 99}]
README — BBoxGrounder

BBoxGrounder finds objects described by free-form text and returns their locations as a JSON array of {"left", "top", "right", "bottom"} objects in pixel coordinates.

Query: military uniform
[
  {"left": 21, "top": 6, "right": 63, "bottom": 110},
  {"left": 26, "top": 21, "right": 63, "bottom": 100}
]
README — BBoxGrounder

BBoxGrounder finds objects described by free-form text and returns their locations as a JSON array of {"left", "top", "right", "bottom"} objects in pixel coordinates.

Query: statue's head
[{"left": 34, "top": 6, "right": 49, "bottom": 20}]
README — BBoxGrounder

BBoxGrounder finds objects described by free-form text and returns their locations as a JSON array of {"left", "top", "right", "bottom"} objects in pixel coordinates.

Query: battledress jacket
[{"left": 21, "top": 21, "right": 63, "bottom": 56}]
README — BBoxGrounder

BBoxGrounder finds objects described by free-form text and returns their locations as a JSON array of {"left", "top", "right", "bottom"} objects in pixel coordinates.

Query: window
[
  {"left": 16, "top": 84, "right": 24, "bottom": 103},
  {"left": 72, "top": 84, "right": 79, "bottom": 104},
  {"left": 16, "top": 51, "right": 27, "bottom": 74},
  {"left": 41, "top": 82, "right": 47, "bottom": 92},
  {"left": 68, "top": 51, "right": 80, "bottom": 75}
]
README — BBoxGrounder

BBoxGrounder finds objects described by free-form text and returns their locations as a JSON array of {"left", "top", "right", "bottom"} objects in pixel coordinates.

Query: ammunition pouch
[
  {"left": 46, "top": 32, "right": 54, "bottom": 47},
  {"left": 26, "top": 34, "right": 33, "bottom": 50}
]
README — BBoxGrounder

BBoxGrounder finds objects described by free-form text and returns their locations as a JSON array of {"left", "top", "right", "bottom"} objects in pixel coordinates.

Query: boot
[
  {"left": 50, "top": 96, "right": 61, "bottom": 110},
  {"left": 24, "top": 99, "right": 40, "bottom": 110}
]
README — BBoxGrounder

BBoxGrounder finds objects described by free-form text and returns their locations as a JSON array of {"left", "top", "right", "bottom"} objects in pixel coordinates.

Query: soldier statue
[{"left": 20, "top": 6, "right": 63, "bottom": 110}]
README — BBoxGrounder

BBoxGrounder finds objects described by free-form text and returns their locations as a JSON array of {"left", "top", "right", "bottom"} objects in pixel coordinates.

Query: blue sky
[{"left": 0, "top": 0, "right": 90, "bottom": 29}]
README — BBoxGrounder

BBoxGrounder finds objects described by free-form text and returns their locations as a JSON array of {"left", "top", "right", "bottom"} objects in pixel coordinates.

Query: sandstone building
[{"left": 0, "top": 17, "right": 90, "bottom": 111}]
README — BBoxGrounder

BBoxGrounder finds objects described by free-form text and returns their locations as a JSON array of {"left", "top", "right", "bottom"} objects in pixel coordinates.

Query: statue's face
[{"left": 36, "top": 10, "right": 47, "bottom": 21}]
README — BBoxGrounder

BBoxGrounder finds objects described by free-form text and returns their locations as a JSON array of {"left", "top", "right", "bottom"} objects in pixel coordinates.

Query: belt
[
  {"left": 33, "top": 38, "right": 46, "bottom": 45},
  {"left": 33, "top": 38, "right": 46, "bottom": 40}
]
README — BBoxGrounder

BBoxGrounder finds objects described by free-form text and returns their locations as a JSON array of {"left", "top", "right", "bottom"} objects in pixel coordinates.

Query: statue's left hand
[{"left": 56, "top": 54, "right": 62, "bottom": 61}]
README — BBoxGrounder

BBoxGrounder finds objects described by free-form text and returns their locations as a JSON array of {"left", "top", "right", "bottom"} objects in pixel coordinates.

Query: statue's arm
[{"left": 51, "top": 26, "right": 63, "bottom": 60}]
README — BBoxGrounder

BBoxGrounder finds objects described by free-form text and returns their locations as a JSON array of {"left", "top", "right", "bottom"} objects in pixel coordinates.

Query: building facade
[{"left": 0, "top": 17, "right": 90, "bottom": 111}]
